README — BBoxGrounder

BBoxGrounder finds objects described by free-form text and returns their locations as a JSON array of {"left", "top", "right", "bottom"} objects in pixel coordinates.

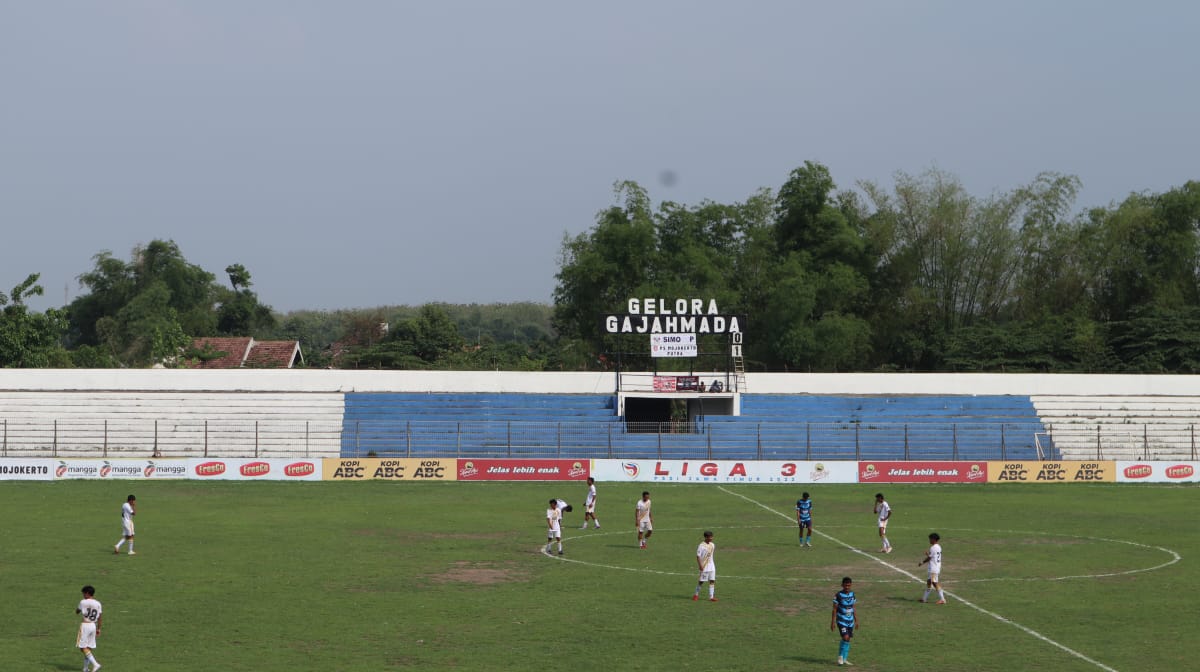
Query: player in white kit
[
  {"left": 76, "top": 585, "right": 103, "bottom": 672},
  {"left": 114, "top": 495, "right": 136, "bottom": 555}
]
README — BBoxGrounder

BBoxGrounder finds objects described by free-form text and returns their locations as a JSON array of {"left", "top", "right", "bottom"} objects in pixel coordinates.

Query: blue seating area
[
  {"left": 340, "top": 392, "right": 1051, "bottom": 460},
  {"left": 342, "top": 393, "right": 620, "bottom": 457},
  {"left": 701, "top": 394, "right": 1048, "bottom": 460}
]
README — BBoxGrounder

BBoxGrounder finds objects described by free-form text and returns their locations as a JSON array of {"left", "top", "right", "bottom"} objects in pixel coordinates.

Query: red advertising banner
[
  {"left": 456, "top": 459, "right": 590, "bottom": 481},
  {"left": 858, "top": 461, "right": 987, "bottom": 483}
]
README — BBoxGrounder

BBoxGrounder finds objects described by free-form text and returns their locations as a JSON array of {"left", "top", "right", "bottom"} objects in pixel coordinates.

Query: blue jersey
[
  {"left": 796, "top": 499, "right": 812, "bottom": 522},
  {"left": 833, "top": 590, "right": 856, "bottom": 628}
]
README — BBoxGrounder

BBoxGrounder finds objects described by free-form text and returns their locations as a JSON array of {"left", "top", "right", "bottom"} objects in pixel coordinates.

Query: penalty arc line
[{"left": 718, "top": 485, "right": 1122, "bottom": 672}]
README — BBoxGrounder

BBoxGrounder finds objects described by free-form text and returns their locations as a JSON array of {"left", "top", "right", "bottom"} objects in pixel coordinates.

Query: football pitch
[{"left": 4, "top": 480, "right": 1197, "bottom": 671}]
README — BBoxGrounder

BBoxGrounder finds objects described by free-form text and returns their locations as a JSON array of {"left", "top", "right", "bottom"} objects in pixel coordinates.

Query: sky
[{"left": 2, "top": 2, "right": 1198, "bottom": 314}]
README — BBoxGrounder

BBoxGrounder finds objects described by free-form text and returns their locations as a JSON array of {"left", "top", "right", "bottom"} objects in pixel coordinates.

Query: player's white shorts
[
  {"left": 122, "top": 520, "right": 135, "bottom": 537},
  {"left": 638, "top": 520, "right": 653, "bottom": 533},
  {"left": 547, "top": 526, "right": 561, "bottom": 539},
  {"left": 699, "top": 569, "right": 716, "bottom": 582},
  {"left": 77, "top": 622, "right": 97, "bottom": 649},
  {"left": 878, "top": 520, "right": 888, "bottom": 532},
  {"left": 927, "top": 571, "right": 940, "bottom": 583},
  {"left": 585, "top": 503, "right": 595, "bottom": 514}
]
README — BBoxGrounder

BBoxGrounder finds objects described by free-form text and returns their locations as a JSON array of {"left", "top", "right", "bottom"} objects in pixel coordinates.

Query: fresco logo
[
  {"left": 811, "top": 463, "right": 829, "bottom": 481},
  {"left": 622, "top": 462, "right": 640, "bottom": 478},
  {"left": 567, "top": 461, "right": 587, "bottom": 478},
  {"left": 100, "top": 462, "right": 112, "bottom": 478},
  {"left": 458, "top": 461, "right": 479, "bottom": 478},
  {"left": 860, "top": 464, "right": 879, "bottom": 480},
  {"left": 240, "top": 462, "right": 270, "bottom": 477},
  {"left": 195, "top": 461, "right": 226, "bottom": 477},
  {"left": 967, "top": 464, "right": 986, "bottom": 481},
  {"left": 1166, "top": 465, "right": 1195, "bottom": 479},
  {"left": 1123, "top": 464, "right": 1152, "bottom": 480},
  {"left": 284, "top": 462, "right": 315, "bottom": 478}
]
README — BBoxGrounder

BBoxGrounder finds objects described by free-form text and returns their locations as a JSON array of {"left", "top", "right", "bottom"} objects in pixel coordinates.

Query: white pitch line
[{"left": 718, "top": 485, "right": 1123, "bottom": 672}]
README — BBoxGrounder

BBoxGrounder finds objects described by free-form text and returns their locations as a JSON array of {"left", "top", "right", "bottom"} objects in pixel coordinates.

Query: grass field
[{"left": 4, "top": 480, "right": 1197, "bottom": 671}]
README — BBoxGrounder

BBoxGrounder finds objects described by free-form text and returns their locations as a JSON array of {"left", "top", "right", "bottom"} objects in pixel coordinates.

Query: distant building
[{"left": 187, "top": 337, "right": 303, "bottom": 369}]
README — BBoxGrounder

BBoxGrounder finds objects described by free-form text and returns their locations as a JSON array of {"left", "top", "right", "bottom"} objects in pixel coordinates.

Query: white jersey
[
  {"left": 927, "top": 543, "right": 942, "bottom": 574},
  {"left": 546, "top": 507, "right": 561, "bottom": 533},
  {"left": 121, "top": 501, "right": 136, "bottom": 535},
  {"left": 876, "top": 500, "right": 891, "bottom": 524},
  {"left": 636, "top": 498, "right": 651, "bottom": 521},
  {"left": 77, "top": 598, "right": 102, "bottom": 623},
  {"left": 555, "top": 499, "right": 568, "bottom": 512},
  {"left": 696, "top": 541, "right": 715, "bottom": 572},
  {"left": 585, "top": 484, "right": 597, "bottom": 507}
]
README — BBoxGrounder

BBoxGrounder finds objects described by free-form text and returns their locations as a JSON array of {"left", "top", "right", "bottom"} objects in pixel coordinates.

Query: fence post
[
  {"left": 507, "top": 421, "right": 512, "bottom": 458},
  {"left": 354, "top": 420, "right": 359, "bottom": 458},
  {"left": 903, "top": 424, "right": 909, "bottom": 461},
  {"left": 255, "top": 420, "right": 260, "bottom": 458},
  {"left": 1096, "top": 424, "right": 1102, "bottom": 460},
  {"left": 2, "top": 418, "right": 5, "bottom": 456},
  {"left": 205, "top": 419, "right": 209, "bottom": 457},
  {"left": 1000, "top": 424, "right": 1006, "bottom": 461},
  {"left": 757, "top": 423, "right": 763, "bottom": 459},
  {"left": 952, "top": 424, "right": 958, "bottom": 460},
  {"left": 104, "top": 419, "right": 109, "bottom": 458},
  {"left": 855, "top": 423, "right": 860, "bottom": 461},
  {"left": 153, "top": 420, "right": 158, "bottom": 459},
  {"left": 305, "top": 421, "right": 310, "bottom": 459},
  {"left": 806, "top": 422, "right": 811, "bottom": 461},
  {"left": 457, "top": 421, "right": 462, "bottom": 458},
  {"left": 710, "top": 428, "right": 716, "bottom": 460},
  {"left": 1193, "top": 424, "right": 1197, "bottom": 460},
  {"left": 1143, "top": 424, "right": 1149, "bottom": 460},
  {"left": 607, "top": 423, "right": 613, "bottom": 459},
  {"left": 557, "top": 422, "right": 562, "bottom": 458},
  {"left": 54, "top": 419, "right": 58, "bottom": 457}
]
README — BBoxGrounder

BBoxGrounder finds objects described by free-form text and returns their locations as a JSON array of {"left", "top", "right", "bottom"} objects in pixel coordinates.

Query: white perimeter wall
[{"left": 1, "top": 369, "right": 1198, "bottom": 396}]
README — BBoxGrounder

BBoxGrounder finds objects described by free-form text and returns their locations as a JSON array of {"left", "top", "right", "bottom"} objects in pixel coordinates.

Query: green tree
[{"left": 0, "top": 274, "right": 72, "bottom": 367}]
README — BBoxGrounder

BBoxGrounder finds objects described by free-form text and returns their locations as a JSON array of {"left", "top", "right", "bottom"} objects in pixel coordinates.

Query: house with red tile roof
[{"left": 187, "top": 337, "right": 303, "bottom": 369}]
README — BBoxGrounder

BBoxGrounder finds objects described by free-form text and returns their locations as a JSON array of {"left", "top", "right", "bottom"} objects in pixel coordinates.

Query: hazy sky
[{"left": 3, "top": 2, "right": 1197, "bottom": 313}]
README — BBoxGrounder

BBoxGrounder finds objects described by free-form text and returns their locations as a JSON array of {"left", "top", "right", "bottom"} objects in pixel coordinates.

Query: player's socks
[
  {"left": 922, "top": 589, "right": 930, "bottom": 601},
  {"left": 708, "top": 586, "right": 715, "bottom": 599},
  {"left": 839, "top": 641, "right": 849, "bottom": 660},
  {"left": 128, "top": 541, "right": 134, "bottom": 553},
  {"left": 938, "top": 589, "right": 945, "bottom": 601},
  {"left": 115, "top": 539, "right": 124, "bottom": 550},
  {"left": 557, "top": 542, "right": 563, "bottom": 553},
  {"left": 86, "top": 653, "right": 99, "bottom": 668}
]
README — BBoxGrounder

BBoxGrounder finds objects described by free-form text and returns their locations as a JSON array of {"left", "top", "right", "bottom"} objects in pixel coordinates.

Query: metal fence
[{"left": 4, "top": 417, "right": 1195, "bottom": 461}]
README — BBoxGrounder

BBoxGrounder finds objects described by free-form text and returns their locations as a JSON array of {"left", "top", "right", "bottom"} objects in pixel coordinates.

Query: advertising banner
[
  {"left": 455, "top": 458, "right": 589, "bottom": 481},
  {"left": 652, "top": 376, "right": 677, "bottom": 392},
  {"left": 857, "top": 461, "right": 988, "bottom": 484},
  {"left": 0, "top": 457, "right": 55, "bottom": 481},
  {"left": 591, "top": 459, "right": 859, "bottom": 484},
  {"left": 987, "top": 460, "right": 1115, "bottom": 483},
  {"left": 1116, "top": 461, "right": 1200, "bottom": 483},
  {"left": 52, "top": 459, "right": 191, "bottom": 480},
  {"left": 188, "top": 458, "right": 322, "bottom": 481},
  {"left": 322, "top": 458, "right": 456, "bottom": 481}
]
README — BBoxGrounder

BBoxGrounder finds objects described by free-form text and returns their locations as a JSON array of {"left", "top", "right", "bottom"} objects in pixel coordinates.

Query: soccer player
[
  {"left": 830, "top": 576, "right": 858, "bottom": 666},
  {"left": 76, "top": 584, "right": 103, "bottom": 672},
  {"left": 635, "top": 491, "right": 653, "bottom": 549},
  {"left": 692, "top": 530, "right": 717, "bottom": 601},
  {"left": 795, "top": 492, "right": 813, "bottom": 547},
  {"left": 114, "top": 495, "right": 136, "bottom": 555},
  {"left": 580, "top": 477, "right": 600, "bottom": 529},
  {"left": 918, "top": 532, "right": 946, "bottom": 604},
  {"left": 873, "top": 493, "right": 892, "bottom": 553},
  {"left": 545, "top": 498, "right": 563, "bottom": 556}
]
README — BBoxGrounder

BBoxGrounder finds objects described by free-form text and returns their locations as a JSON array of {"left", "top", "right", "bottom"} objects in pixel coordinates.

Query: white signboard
[
  {"left": 0, "top": 458, "right": 55, "bottom": 481},
  {"left": 650, "top": 333, "right": 697, "bottom": 358},
  {"left": 591, "top": 459, "right": 859, "bottom": 484},
  {"left": 1116, "top": 461, "right": 1200, "bottom": 483}
]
